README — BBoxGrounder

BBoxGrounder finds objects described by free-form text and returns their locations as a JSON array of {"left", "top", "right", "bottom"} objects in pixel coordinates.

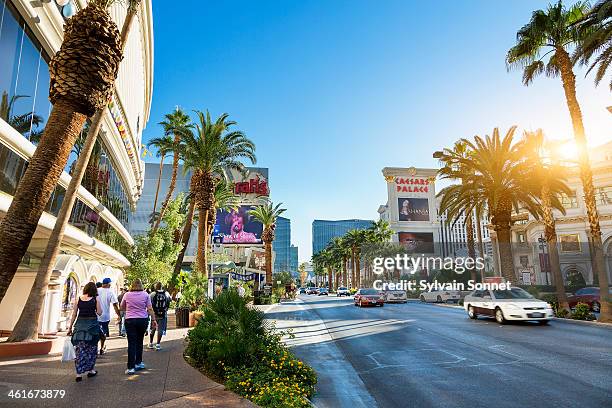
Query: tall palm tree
[
  {"left": 249, "top": 202, "right": 286, "bottom": 284},
  {"left": 437, "top": 128, "right": 544, "bottom": 284},
  {"left": 151, "top": 108, "right": 192, "bottom": 233},
  {"left": 0, "top": 0, "right": 123, "bottom": 305},
  {"left": 518, "top": 129, "right": 572, "bottom": 312},
  {"left": 147, "top": 134, "right": 174, "bottom": 226},
  {"left": 436, "top": 140, "right": 480, "bottom": 282},
  {"left": 507, "top": 1, "right": 611, "bottom": 322},
  {"left": 182, "top": 110, "right": 255, "bottom": 274},
  {"left": 575, "top": 0, "right": 612, "bottom": 89}
]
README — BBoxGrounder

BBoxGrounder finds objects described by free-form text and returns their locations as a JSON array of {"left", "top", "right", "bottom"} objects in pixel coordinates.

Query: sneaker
[
  {"left": 135, "top": 363, "right": 146, "bottom": 370},
  {"left": 125, "top": 369, "right": 135, "bottom": 375},
  {"left": 147, "top": 343, "right": 154, "bottom": 349},
  {"left": 87, "top": 371, "right": 98, "bottom": 378},
  {"left": 155, "top": 344, "right": 161, "bottom": 351},
  {"left": 75, "top": 376, "right": 83, "bottom": 382}
]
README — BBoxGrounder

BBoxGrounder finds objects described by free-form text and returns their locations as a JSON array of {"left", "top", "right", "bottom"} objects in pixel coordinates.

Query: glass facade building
[
  {"left": 289, "top": 245, "right": 298, "bottom": 274},
  {"left": 273, "top": 216, "right": 291, "bottom": 272},
  {"left": 312, "top": 219, "right": 374, "bottom": 255}
]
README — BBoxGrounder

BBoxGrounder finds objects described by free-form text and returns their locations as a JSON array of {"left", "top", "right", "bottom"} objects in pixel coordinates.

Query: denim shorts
[
  {"left": 155, "top": 316, "right": 167, "bottom": 335},
  {"left": 99, "top": 320, "right": 110, "bottom": 337}
]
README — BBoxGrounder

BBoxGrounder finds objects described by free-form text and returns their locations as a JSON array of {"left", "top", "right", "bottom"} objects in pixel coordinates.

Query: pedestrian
[
  {"left": 117, "top": 287, "right": 127, "bottom": 337},
  {"left": 148, "top": 282, "right": 171, "bottom": 350},
  {"left": 97, "top": 278, "right": 121, "bottom": 354},
  {"left": 120, "top": 279, "right": 157, "bottom": 375},
  {"left": 67, "top": 282, "right": 102, "bottom": 382},
  {"left": 237, "top": 284, "right": 246, "bottom": 297}
]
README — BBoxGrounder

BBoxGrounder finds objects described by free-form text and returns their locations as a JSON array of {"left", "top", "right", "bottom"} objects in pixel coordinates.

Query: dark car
[
  {"left": 567, "top": 287, "right": 610, "bottom": 312},
  {"left": 306, "top": 287, "right": 318, "bottom": 295},
  {"left": 354, "top": 288, "right": 384, "bottom": 307},
  {"left": 317, "top": 287, "right": 329, "bottom": 296}
]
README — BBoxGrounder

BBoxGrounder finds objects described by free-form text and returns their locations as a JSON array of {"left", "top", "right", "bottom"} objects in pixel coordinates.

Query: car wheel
[
  {"left": 420, "top": 295, "right": 426, "bottom": 302},
  {"left": 593, "top": 302, "right": 601, "bottom": 313},
  {"left": 538, "top": 320, "right": 549, "bottom": 325},
  {"left": 468, "top": 305, "right": 477, "bottom": 319},
  {"left": 495, "top": 308, "right": 506, "bottom": 324},
  {"left": 436, "top": 295, "right": 442, "bottom": 303}
]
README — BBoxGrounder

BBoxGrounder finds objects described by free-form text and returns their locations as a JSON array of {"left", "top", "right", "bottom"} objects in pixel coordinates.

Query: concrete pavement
[
  {"left": 0, "top": 322, "right": 256, "bottom": 407},
  {"left": 265, "top": 295, "right": 612, "bottom": 408}
]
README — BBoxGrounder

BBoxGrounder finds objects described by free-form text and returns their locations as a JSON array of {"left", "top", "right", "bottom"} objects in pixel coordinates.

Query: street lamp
[{"left": 537, "top": 235, "right": 551, "bottom": 285}]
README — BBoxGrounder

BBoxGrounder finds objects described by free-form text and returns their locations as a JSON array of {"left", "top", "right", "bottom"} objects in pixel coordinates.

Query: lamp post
[{"left": 537, "top": 235, "right": 550, "bottom": 285}]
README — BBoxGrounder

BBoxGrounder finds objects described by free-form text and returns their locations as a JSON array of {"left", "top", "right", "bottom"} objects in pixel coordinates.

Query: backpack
[{"left": 152, "top": 291, "right": 169, "bottom": 317}]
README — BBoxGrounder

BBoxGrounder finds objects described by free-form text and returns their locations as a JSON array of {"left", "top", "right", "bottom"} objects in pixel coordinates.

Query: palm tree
[
  {"left": 437, "top": 128, "right": 544, "bottom": 284},
  {"left": 0, "top": 1, "right": 123, "bottom": 305},
  {"left": 147, "top": 135, "right": 175, "bottom": 226},
  {"left": 575, "top": 0, "right": 612, "bottom": 89},
  {"left": 507, "top": 1, "right": 611, "bottom": 322},
  {"left": 182, "top": 110, "right": 255, "bottom": 274},
  {"left": 151, "top": 108, "right": 192, "bottom": 233},
  {"left": 436, "top": 140, "right": 480, "bottom": 282},
  {"left": 249, "top": 202, "right": 286, "bottom": 284},
  {"left": 364, "top": 220, "right": 393, "bottom": 285},
  {"left": 0, "top": 91, "right": 44, "bottom": 141},
  {"left": 518, "top": 130, "right": 572, "bottom": 312}
]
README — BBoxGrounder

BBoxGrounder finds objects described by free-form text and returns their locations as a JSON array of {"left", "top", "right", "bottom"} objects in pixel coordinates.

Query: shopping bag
[{"left": 61, "top": 337, "right": 75, "bottom": 362}]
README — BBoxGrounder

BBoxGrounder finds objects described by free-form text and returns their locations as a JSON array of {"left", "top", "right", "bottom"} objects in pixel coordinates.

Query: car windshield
[
  {"left": 492, "top": 288, "right": 534, "bottom": 299},
  {"left": 360, "top": 289, "right": 379, "bottom": 295},
  {"left": 339, "top": 287, "right": 347, "bottom": 290}
]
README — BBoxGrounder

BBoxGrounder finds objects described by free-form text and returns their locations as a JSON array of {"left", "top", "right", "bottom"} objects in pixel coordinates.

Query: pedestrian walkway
[{"left": 0, "top": 316, "right": 256, "bottom": 407}]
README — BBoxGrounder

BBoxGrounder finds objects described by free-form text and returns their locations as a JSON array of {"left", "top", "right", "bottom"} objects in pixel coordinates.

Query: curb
[{"left": 553, "top": 317, "right": 612, "bottom": 328}]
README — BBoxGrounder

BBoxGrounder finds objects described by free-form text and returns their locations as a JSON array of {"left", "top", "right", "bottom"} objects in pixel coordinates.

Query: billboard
[
  {"left": 398, "top": 198, "right": 430, "bottom": 221},
  {"left": 212, "top": 205, "right": 263, "bottom": 244},
  {"left": 246, "top": 248, "right": 268, "bottom": 272},
  {"left": 398, "top": 232, "right": 434, "bottom": 253}
]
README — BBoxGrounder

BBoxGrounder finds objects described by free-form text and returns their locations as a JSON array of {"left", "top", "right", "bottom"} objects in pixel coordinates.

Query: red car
[
  {"left": 354, "top": 288, "right": 384, "bottom": 307},
  {"left": 567, "top": 287, "right": 610, "bottom": 312}
]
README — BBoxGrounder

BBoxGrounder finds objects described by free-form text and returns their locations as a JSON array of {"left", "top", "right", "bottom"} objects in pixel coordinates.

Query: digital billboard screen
[
  {"left": 212, "top": 205, "right": 263, "bottom": 244},
  {"left": 398, "top": 232, "right": 434, "bottom": 253},
  {"left": 398, "top": 198, "right": 430, "bottom": 221}
]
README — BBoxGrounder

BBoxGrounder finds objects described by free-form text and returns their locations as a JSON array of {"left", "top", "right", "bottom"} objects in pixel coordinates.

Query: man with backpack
[{"left": 148, "top": 282, "right": 171, "bottom": 350}]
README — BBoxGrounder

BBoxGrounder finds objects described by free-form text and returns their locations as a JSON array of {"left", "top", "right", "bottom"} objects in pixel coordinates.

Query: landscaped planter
[{"left": 0, "top": 336, "right": 56, "bottom": 358}]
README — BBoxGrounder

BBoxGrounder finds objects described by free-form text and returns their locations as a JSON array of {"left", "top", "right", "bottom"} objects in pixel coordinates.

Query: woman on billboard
[{"left": 222, "top": 207, "right": 259, "bottom": 244}]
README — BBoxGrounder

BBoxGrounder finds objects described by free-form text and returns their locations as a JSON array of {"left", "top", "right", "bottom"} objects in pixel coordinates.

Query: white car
[
  {"left": 383, "top": 290, "right": 407, "bottom": 303},
  {"left": 336, "top": 287, "right": 351, "bottom": 297},
  {"left": 420, "top": 289, "right": 461, "bottom": 303},
  {"left": 464, "top": 287, "right": 554, "bottom": 324}
]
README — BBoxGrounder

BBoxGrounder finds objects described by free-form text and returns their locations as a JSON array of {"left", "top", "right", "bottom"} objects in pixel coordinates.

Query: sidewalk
[{"left": 0, "top": 316, "right": 256, "bottom": 407}]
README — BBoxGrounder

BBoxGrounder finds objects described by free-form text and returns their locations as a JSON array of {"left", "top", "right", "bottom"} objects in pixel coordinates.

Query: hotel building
[{"left": 0, "top": 0, "right": 153, "bottom": 334}]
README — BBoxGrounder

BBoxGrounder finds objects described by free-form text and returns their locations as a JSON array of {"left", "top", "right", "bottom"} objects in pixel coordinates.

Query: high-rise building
[
  {"left": 273, "top": 216, "right": 291, "bottom": 272},
  {"left": 290, "top": 245, "right": 298, "bottom": 274},
  {"left": 312, "top": 219, "right": 374, "bottom": 255},
  {"left": 0, "top": 0, "right": 154, "bottom": 333}
]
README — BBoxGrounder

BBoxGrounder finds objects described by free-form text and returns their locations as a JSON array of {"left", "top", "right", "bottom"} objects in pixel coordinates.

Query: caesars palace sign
[{"left": 393, "top": 177, "right": 433, "bottom": 193}]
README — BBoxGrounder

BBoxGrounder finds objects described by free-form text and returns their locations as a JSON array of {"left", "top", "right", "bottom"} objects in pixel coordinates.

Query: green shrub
[
  {"left": 458, "top": 299, "right": 464, "bottom": 306},
  {"left": 185, "top": 289, "right": 317, "bottom": 407},
  {"left": 556, "top": 308, "right": 569, "bottom": 318},
  {"left": 570, "top": 303, "right": 595, "bottom": 321},
  {"left": 541, "top": 294, "right": 559, "bottom": 312}
]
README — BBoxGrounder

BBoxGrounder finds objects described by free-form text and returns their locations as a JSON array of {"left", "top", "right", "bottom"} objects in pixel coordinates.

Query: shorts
[
  {"left": 154, "top": 316, "right": 167, "bottom": 335},
  {"left": 99, "top": 320, "right": 110, "bottom": 337}
]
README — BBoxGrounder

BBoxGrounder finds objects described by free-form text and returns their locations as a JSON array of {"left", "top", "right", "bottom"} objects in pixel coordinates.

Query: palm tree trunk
[
  {"left": 152, "top": 139, "right": 180, "bottom": 233},
  {"left": 151, "top": 154, "right": 165, "bottom": 226},
  {"left": 328, "top": 268, "right": 333, "bottom": 291},
  {"left": 173, "top": 191, "right": 196, "bottom": 277},
  {"left": 342, "top": 257, "right": 347, "bottom": 287},
  {"left": 556, "top": 48, "right": 610, "bottom": 322},
  {"left": 0, "top": 101, "right": 86, "bottom": 304},
  {"left": 351, "top": 249, "right": 356, "bottom": 289},
  {"left": 476, "top": 213, "right": 485, "bottom": 283},
  {"left": 8, "top": 112, "right": 103, "bottom": 342},
  {"left": 356, "top": 250, "right": 361, "bottom": 288},
  {"left": 197, "top": 207, "right": 209, "bottom": 275},
  {"left": 541, "top": 184, "right": 570, "bottom": 312},
  {"left": 466, "top": 210, "right": 477, "bottom": 282},
  {"left": 492, "top": 205, "right": 516, "bottom": 284},
  {"left": 265, "top": 241, "right": 273, "bottom": 284}
]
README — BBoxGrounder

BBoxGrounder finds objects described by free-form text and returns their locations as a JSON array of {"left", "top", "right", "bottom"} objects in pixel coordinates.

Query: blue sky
[{"left": 143, "top": 0, "right": 611, "bottom": 262}]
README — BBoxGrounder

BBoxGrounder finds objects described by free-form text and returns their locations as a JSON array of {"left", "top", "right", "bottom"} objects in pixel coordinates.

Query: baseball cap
[{"left": 102, "top": 277, "right": 112, "bottom": 284}]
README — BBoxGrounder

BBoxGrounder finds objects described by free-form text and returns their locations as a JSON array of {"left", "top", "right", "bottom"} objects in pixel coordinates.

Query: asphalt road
[{"left": 267, "top": 296, "right": 612, "bottom": 408}]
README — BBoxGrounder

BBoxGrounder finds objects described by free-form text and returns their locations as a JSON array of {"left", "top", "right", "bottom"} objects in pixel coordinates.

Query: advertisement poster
[
  {"left": 398, "top": 232, "right": 434, "bottom": 253},
  {"left": 212, "top": 206, "right": 263, "bottom": 244},
  {"left": 246, "top": 248, "right": 274, "bottom": 274},
  {"left": 398, "top": 198, "right": 430, "bottom": 221}
]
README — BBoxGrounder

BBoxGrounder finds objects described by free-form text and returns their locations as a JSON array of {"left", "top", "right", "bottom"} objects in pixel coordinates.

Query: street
[{"left": 266, "top": 296, "right": 612, "bottom": 408}]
